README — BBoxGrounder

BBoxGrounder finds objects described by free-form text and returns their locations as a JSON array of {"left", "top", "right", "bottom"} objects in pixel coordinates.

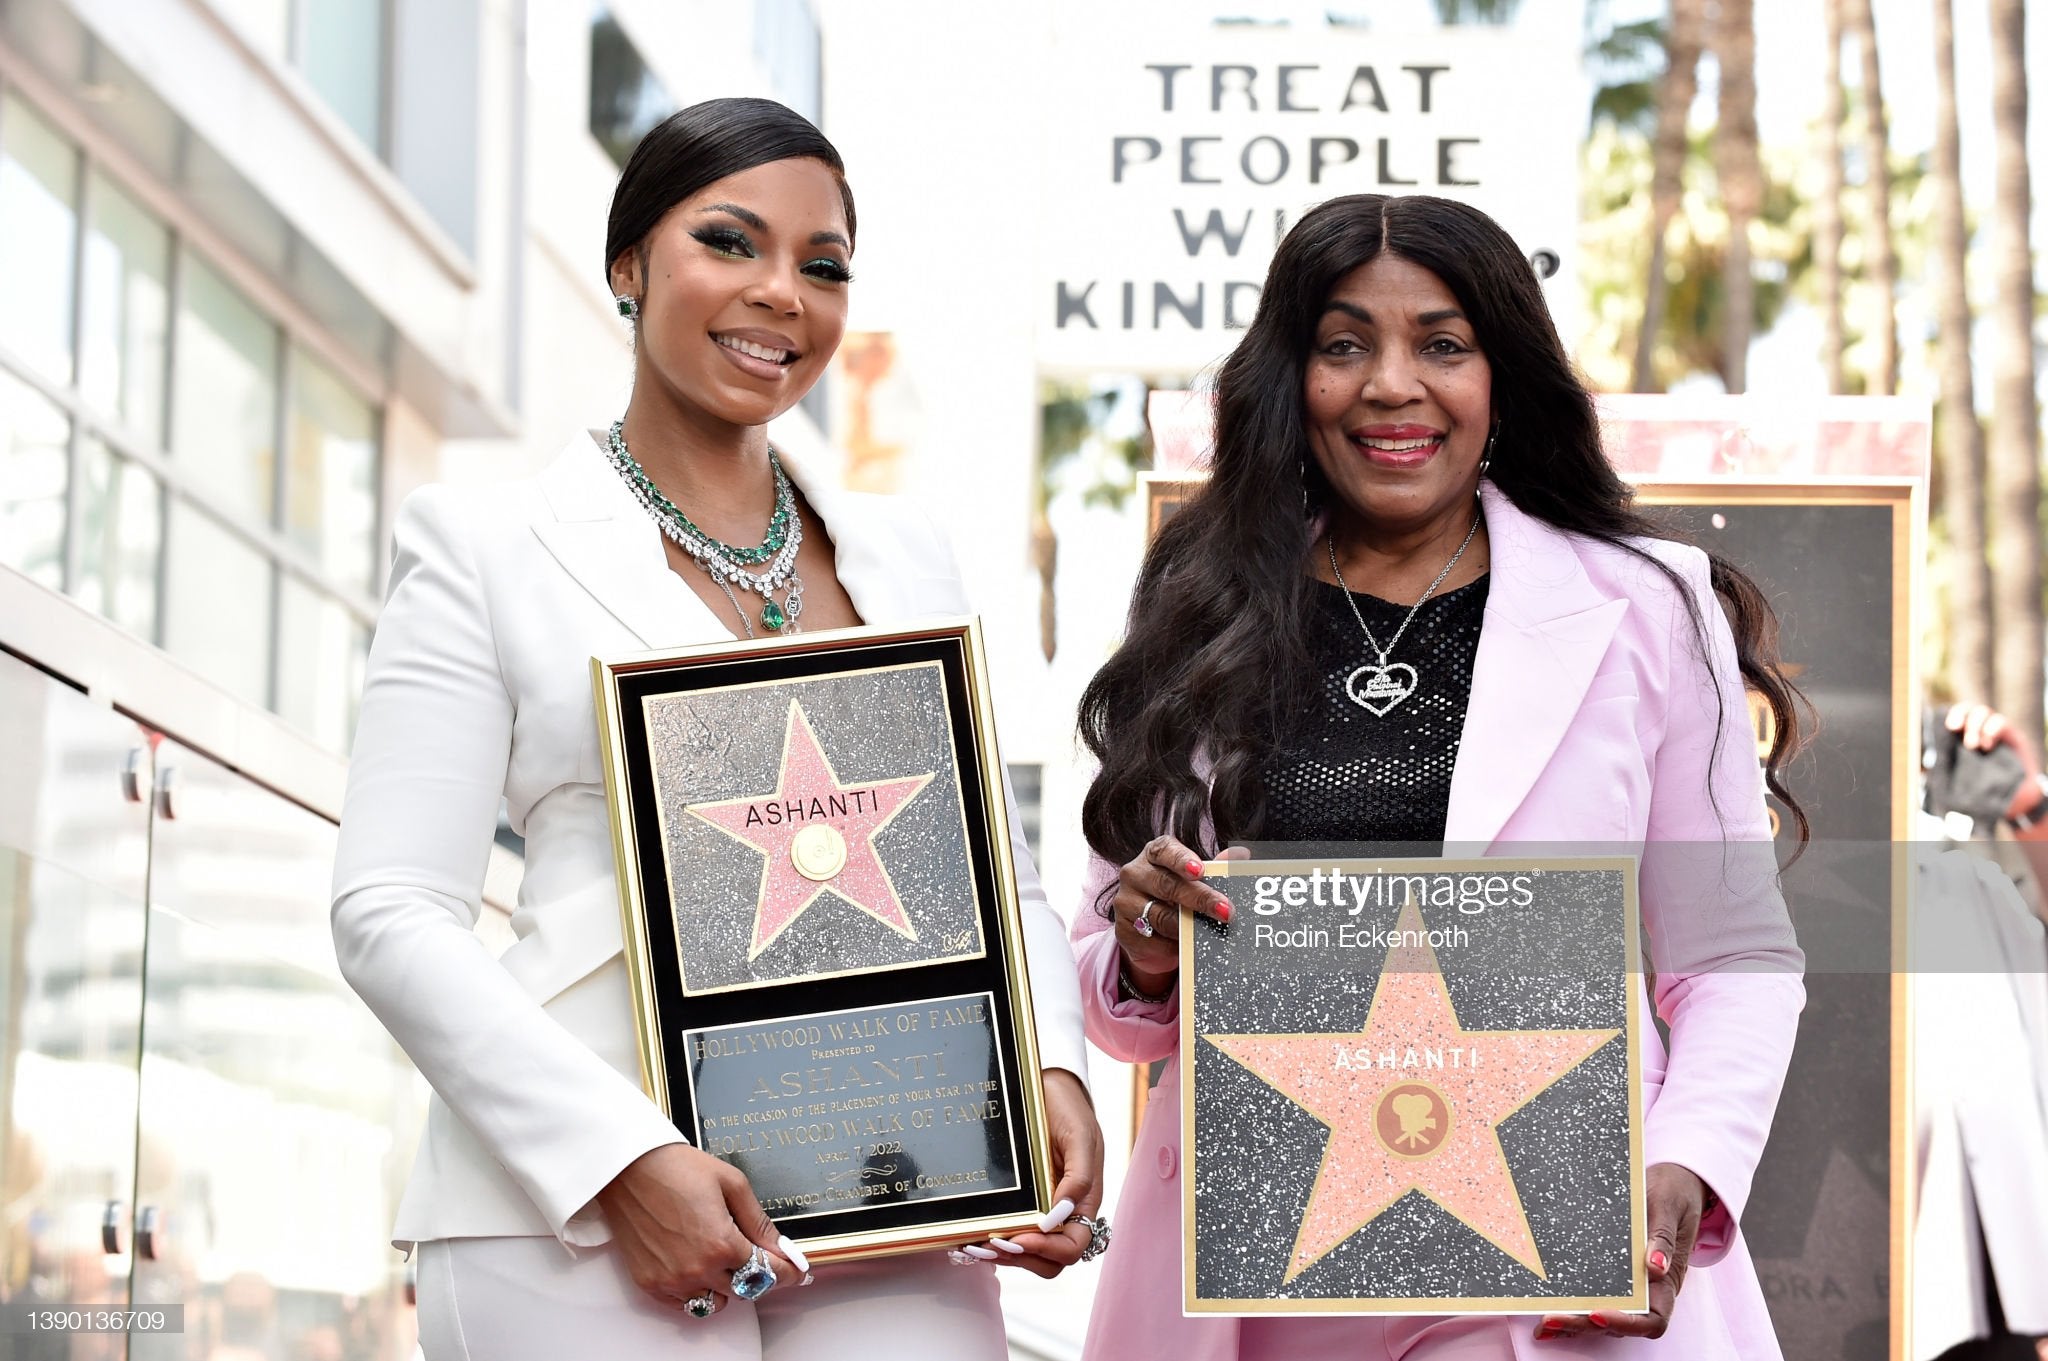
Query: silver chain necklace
[
  {"left": 604, "top": 421, "right": 804, "bottom": 638},
  {"left": 1326, "top": 508, "right": 1481, "bottom": 716}
]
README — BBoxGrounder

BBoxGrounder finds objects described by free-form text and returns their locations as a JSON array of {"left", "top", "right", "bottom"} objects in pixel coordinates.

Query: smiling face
[
  {"left": 1303, "top": 252, "right": 1493, "bottom": 542},
  {"left": 611, "top": 157, "right": 853, "bottom": 430}
]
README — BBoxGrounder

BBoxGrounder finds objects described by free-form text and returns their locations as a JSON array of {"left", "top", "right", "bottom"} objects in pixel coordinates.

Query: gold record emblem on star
[
  {"left": 686, "top": 701, "right": 935, "bottom": 960},
  {"left": 1204, "top": 895, "right": 1619, "bottom": 1282}
]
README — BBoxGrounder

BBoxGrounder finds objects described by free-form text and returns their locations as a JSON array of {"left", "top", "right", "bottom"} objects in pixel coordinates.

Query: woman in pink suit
[{"left": 1070, "top": 195, "right": 1807, "bottom": 1359}]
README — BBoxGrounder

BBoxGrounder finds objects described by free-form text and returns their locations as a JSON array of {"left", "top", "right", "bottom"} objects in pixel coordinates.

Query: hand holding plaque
[{"left": 593, "top": 620, "right": 1058, "bottom": 1264}]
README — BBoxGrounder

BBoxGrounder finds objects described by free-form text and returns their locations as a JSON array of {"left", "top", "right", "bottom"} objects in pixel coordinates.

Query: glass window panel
[
  {"left": 589, "top": 6, "right": 675, "bottom": 169},
  {"left": 276, "top": 576, "right": 368, "bottom": 752},
  {"left": 0, "top": 368, "right": 69, "bottom": 589},
  {"left": 163, "top": 500, "right": 272, "bottom": 706},
  {"left": 133, "top": 743, "right": 422, "bottom": 1357},
  {"left": 172, "top": 253, "right": 278, "bottom": 524},
  {"left": 76, "top": 437, "right": 163, "bottom": 641},
  {"left": 285, "top": 348, "right": 378, "bottom": 591},
  {"left": 0, "top": 94, "right": 81, "bottom": 383},
  {"left": 302, "top": 0, "right": 386, "bottom": 152},
  {"left": 0, "top": 658, "right": 151, "bottom": 1323},
  {"left": 80, "top": 171, "right": 171, "bottom": 445}
]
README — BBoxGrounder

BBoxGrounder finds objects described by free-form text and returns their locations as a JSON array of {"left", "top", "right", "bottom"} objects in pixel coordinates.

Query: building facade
[{"left": 0, "top": 1, "right": 830, "bottom": 1356}]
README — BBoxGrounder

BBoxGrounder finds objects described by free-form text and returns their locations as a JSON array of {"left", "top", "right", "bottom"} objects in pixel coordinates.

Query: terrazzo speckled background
[
  {"left": 1189, "top": 863, "right": 1639, "bottom": 1308},
  {"left": 643, "top": 661, "right": 984, "bottom": 993}
]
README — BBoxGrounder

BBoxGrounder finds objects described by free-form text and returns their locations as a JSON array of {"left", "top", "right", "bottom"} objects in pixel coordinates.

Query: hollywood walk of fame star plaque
[
  {"left": 1183, "top": 857, "right": 1648, "bottom": 1314},
  {"left": 592, "top": 620, "right": 1053, "bottom": 1262}
]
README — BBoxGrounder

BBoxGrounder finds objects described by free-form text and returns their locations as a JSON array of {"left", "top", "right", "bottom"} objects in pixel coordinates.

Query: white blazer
[{"left": 331, "top": 431, "right": 1089, "bottom": 1251}]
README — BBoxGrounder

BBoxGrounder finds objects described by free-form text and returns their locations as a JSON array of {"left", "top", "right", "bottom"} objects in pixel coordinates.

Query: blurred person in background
[
  {"left": 1935, "top": 701, "right": 2048, "bottom": 908},
  {"left": 1071, "top": 194, "right": 1806, "bottom": 1359},
  {"left": 330, "top": 97, "right": 1101, "bottom": 1361}
]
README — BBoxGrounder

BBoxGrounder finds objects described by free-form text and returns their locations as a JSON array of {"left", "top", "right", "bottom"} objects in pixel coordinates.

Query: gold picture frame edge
[
  {"left": 1181, "top": 854, "right": 1648, "bottom": 1314},
  {"left": 1630, "top": 475, "right": 1920, "bottom": 1360},
  {"left": 589, "top": 615, "right": 1055, "bottom": 1260}
]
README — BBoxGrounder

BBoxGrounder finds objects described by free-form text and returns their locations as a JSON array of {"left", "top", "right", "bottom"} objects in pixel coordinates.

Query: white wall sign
[{"left": 1036, "top": 21, "right": 1584, "bottom": 374}]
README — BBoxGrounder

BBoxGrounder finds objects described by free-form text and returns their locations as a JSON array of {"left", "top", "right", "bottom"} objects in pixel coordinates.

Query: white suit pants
[{"left": 415, "top": 1236, "right": 1006, "bottom": 1360}]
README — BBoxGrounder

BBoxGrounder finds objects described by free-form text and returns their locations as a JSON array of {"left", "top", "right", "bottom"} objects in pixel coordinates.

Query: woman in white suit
[{"left": 330, "top": 97, "right": 1103, "bottom": 1360}]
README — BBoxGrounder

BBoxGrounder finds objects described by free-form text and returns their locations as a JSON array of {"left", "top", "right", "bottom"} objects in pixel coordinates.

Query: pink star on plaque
[
  {"left": 1205, "top": 897, "right": 1619, "bottom": 1282},
  {"left": 686, "top": 701, "right": 935, "bottom": 960}
]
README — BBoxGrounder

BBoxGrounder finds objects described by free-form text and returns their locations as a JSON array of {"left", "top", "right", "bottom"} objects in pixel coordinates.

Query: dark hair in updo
[
  {"left": 1078, "top": 194, "right": 1810, "bottom": 868},
  {"left": 603, "top": 97, "right": 855, "bottom": 287}
]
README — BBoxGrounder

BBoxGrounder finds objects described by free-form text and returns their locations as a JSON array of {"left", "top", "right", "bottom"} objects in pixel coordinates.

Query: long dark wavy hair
[{"left": 1077, "top": 194, "right": 1810, "bottom": 868}]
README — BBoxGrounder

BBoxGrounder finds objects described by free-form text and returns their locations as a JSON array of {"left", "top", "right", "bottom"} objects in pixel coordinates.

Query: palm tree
[
  {"left": 1633, "top": 0, "right": 1706, "bottom": 392},
  {"left": 1585, "top": 1, "right": 1665, "bottom": 136},
  {"left": 1989, "top": 0, "right": 2044, "bottom": 743},
  {"left": 1712, "top": 0, "right": 1761, "bottom": 392},
  {"left": 1815, "top": 0, "right": 1848, "bottom": 393},
  {"left": 1033, "top": 383, "right": 1147, "bottom": 662},
  {"left": 1845, "top": 0, "right": 1898, "bottom": 394},
  {"left": 1931, "top": 0, "right": 1993, "bottom": 701}
]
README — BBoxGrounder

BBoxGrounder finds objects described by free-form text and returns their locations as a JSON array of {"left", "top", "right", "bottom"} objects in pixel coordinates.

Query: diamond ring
[
  {"left": 1072, "top": 1213, "right": 1112, "bottom": 1263},
  {"left": 730, "top": 1244, "right": 778, "bottom": 1301},
  {"left": 684, "top": 1291, "right": 717, "bottom": 1319},
  {"left": 1132, "top": 898, "right": 1158, "bottom": 938}
]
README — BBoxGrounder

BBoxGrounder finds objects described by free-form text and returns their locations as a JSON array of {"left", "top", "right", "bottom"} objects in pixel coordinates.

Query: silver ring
[
  {"left": 1072, "top": 1213, "right": 1112, "bottom": 1263},
  {"left": 730, "top": 1243, "right": 777, "bottom": 1300},
  {"left": 1132, "top": 899, "right": 1158, "bottom": 938},
  {"left": 684, "top": 1291, "right": 716, "bottom": 1319}
]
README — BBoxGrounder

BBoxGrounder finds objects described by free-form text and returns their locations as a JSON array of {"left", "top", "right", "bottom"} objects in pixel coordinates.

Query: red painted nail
[
  {"left": 1534, "top": 1328, "right": 1559, "bottom": 1341},
  {"left": 1649, "top": 1248, "right": 1669, "bottom": 1273},
  {"left": 1588, "top": 1311, "right": 1608, "bottom": 1327},
  {"left": 1215, "top": 902, "right": 1233, "bottom": 923},
  {"left": 1187, "top": 860, "right": 1205, "bottom": 877}
]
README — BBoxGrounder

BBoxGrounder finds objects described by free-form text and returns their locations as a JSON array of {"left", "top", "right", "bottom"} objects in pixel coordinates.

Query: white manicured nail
[
  {"left": 800, "top": 1271, "right": 816, "bottom": 1287},
  {"left": 960, "top": 1244, "right": 1000, "bottom": 1260},
  {"left": 778, "top": 1236, "right": 810, "bottom": 1274},
  {"left": 946, "top": 1250, "right": 977, "bottom": 1266},
  {"left": 1037, "top": 1198, "right": 1075, "bottom": 1234},
  {"left": 987, "top": 1236, "right": 1026, "bottom": 1255}
]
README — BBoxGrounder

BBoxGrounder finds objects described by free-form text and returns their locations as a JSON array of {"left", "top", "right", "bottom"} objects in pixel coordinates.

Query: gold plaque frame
[
  {"left": 1633, "top": 478, "right": 1918, "bottom": 1360},
  {"left": 1181, "top": 855, "right": 1648, "bottom": 1314},
  {"left": 592, "top": 618, "right": 1055, "bottom": 1262}
]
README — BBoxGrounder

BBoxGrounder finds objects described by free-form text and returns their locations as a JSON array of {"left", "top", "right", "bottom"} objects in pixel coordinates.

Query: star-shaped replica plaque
[
  {"left": 686, "top": 701, "right": 935, "bottom": 959},
  {"left": 1205, "top": 897, "right": 1619, "bottom": 1282}
]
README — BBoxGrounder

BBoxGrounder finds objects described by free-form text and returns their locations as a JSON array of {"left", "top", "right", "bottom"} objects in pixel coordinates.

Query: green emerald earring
[{"left": 615, "top": 295, "right": 638, "bottom": 319}]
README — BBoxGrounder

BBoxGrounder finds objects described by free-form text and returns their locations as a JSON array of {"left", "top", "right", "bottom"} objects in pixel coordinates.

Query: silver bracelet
[{"left": 1117, "top": 955, "right": 1174, "bottom": 1005}]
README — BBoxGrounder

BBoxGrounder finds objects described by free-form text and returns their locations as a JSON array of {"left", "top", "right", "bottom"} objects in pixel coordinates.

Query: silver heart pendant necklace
[{"left": 1327, "top": 508, "right": 1482, "bottom": 717}]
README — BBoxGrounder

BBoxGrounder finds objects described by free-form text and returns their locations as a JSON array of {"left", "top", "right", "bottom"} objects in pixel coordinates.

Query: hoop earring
[{"left": 614, "top": 295, "right": 639, "bottom": 320}]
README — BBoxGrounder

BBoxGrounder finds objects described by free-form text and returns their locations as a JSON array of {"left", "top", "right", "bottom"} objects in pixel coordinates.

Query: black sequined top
[{"left": 1259, "top": 574, "right": 1490, "bottom": 844}]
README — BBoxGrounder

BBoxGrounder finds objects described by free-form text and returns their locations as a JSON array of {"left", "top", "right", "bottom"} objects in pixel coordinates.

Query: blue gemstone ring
[{"left": 731, "top": 1245, "right": 778, "bottom": 1301}]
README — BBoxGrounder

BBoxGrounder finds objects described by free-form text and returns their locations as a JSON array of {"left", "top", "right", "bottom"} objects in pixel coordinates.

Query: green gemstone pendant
[{"left": 761, "top": 598, "right": 787, "bottom": 631}]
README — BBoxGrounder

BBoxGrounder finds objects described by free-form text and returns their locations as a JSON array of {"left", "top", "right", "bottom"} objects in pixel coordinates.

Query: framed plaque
[
  {"left": 1182, "top": 856, "right": 1646, "bottom": 1314},
  {"left": 592, "top": 619, "right": 1053, "bottom": 1262},
  {"left": 1632, "top": 478, "right": 1917, "bottom": 1359}
]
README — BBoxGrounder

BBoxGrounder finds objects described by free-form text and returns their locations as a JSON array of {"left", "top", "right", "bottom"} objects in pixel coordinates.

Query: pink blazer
[{"left": 1072, "top": 482, "right": 1804, "bottom": 1360}]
